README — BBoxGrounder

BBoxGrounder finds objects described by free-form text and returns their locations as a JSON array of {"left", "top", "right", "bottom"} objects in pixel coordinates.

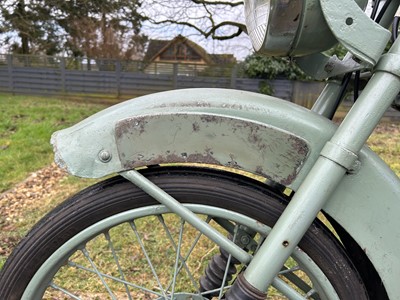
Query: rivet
[
  {"left": 282, "top": 241, "right": 289, "bottom": 247},
  {"left": 324, "top": 62, "right": 335, "bottom": 72},
  {"left": 240, "top": 236, "right": 250, "bottom": 245},
  {"left": 345, "top": 17, "right": 354, "bottom": 26},
  {"left": 99, "top": 150, "right": 112, "bottom": 163}
]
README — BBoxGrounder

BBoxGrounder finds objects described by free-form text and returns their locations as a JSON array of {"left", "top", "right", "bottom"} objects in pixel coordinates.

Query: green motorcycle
[{"left": 1, "top": 0, "right": 400, "bottom": 299}]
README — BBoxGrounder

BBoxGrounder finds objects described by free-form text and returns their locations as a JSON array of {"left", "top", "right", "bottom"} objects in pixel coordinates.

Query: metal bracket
[
  {"left": 297, "top": 52, "right": 366, "bottom": 80},
  {"left": 374, "top": 53, "right": 400, "bottom": 78},
  {"left": 320, "top": 141, "right": 360, "bottom": 172},
  {"left": 320, "top": 0, "right": 391, "bottom": 66}
]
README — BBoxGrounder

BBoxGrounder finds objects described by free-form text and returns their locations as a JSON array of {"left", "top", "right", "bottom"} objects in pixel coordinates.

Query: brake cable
[
  {"left": 375, "top": 0, "right": 392, "bottom": 23},
  {"left": 393, "top": 17, "right": 399, "bottom": 41}
]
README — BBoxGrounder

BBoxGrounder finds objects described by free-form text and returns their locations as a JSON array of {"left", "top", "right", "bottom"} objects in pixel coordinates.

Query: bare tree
[
  {"left": 141, "top": 0, "right": 246, "bottom": 40},
  {"left": 138, "top": 0, "right": 250, "bottom": 59},
  {"left": 0, "top": 0, "right": 250, "bottom": 58}
]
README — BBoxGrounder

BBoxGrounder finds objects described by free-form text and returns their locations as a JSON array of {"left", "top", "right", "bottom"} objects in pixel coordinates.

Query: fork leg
[{"left": 230, "top": 39, "right": 400, "bottom": 295}]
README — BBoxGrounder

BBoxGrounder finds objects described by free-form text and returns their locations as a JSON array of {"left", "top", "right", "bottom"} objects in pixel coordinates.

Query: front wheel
[{"left": 0, "top": 167, "right": 367, "bottom": 299}]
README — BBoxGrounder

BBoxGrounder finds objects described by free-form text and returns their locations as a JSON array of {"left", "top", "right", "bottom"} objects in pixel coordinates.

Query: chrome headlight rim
[
  {"left": 244, "top": 0, "right": 369, "bottom": 57},
  {"left": 244, "top": 0, "right": 304, "bottom": 55}
]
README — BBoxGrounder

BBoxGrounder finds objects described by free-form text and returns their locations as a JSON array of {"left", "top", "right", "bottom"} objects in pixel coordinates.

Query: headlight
[{"left": 245, "top": 0, "right": 368, "bottom": 57}]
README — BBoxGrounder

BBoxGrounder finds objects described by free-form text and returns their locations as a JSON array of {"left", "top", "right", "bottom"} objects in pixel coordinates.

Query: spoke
[
  {"left": 279, "top": 265, "right": 301, "bottom": 275},
  {"left": 121, "top": 169, "right": 252, "bottom": 264},
  {"left": 104, "top": 230, "right": 133, "bottom": 300},
  {"left": 182, "top": 216, "right": 212, "bottom": 262},
  {"left": 158, "top": 215, "right": 200, "bottom": 293},
  {"left": 305, "top": 288, "right": 318, "bottom": 298},
  {"left": 49, "top": 282, "right": 81, "bottom": 300},
  {"left": 201, "top": 285, "right": 232, "bottom": 297},
  {"left": 178, "top": 215, "right": 214, "bottom": 294},
  {"left": 171, "top": 218, "right": 185, "bottom": 297},
  {"left": 278, "top": 264, "right": 317, "bottom": 298},
  {"left": 129, "top": 220, "right": 168, "bottom": 299},
  {"left": 271, "top": 276, "right": 307, "bottom": 300},
  {"left": 218, "top": 224, "right": 239, "bottom": 299},
  {"left": 81, "top": 247, "right": 117, "bottom": 300},
  {"left": 68, "top": 261, "right": 163, "bottom": 297}
]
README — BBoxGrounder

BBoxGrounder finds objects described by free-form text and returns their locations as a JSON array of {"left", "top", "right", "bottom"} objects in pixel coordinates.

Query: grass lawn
[
  {"left": 367, "top": 123, "right": 400, "bottom": 176},
  {"left": 0, "top": 94, "right": 106, "bottom": 192},
  {"left": 0, "top": 93, "right": 398, "bottom": 296}
]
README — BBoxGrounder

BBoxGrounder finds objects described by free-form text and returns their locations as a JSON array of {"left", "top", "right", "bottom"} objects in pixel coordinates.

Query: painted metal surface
[
  {"left": 243, "top": 40, "right": 400, "bottom": 289},
  {"left": 51, "top": 89, "right": 320, "bottom": 188},
  {"left": 120, "top": 169, "right": 252, "bottom": 264},
  {"left": 21, "top": 204, "right": 270, "bottom": 299},
  {"left": 52, "top": 88, "right": 400, "bottom": 298},
  {"left": 244, "top": 155, "right": 348, "bottom": 291},
  {"left": 320, "top": 0, "right": 390, "bottom": 65},
  {"left": 296, "top": 52, "right": 366, "bottom": 80},
  {"left": 311, "top": 80, "right": 342, "bottom": 118},
  {"left": 245, "top": 0, "right": 367, "bottom": 56},
  {"left": 116, "top": 114, "right": 309, "bottom": 186}
]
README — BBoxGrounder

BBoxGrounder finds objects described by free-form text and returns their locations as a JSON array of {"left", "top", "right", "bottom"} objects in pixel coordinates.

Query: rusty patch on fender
[
  {"left": 115, "top": 113, "right": 309, "bottom": 186},
  {"left": 123, "top": 152, "right": 221, "bottom": 168},
  {"left": 115, "top": 117, "right": 149, "bottom": 139}
]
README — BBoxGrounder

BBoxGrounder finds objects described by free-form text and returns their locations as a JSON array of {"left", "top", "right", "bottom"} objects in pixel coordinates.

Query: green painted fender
[{"left": 52, "top": 88, "right": 400, "bottom": 299}]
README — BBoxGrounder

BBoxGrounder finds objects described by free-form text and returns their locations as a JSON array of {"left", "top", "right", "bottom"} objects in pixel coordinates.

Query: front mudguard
[{"left": 52, "top": 88, "right": 400, "bottom": 299}]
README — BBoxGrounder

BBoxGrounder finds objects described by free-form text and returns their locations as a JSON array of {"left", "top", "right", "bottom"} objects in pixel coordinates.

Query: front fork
[{"left": 121, "top": 38, "right": 400, "bottom": 298}]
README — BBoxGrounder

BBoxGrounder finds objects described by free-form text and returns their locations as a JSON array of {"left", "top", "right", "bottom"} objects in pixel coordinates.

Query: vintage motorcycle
[{"left": 1, "top": 0, "right": 399, "bottom": 299}]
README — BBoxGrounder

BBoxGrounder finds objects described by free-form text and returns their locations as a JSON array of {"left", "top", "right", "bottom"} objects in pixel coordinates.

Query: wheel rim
[{"left": 22, "top": 204, "right": 339, "bottom": 300}]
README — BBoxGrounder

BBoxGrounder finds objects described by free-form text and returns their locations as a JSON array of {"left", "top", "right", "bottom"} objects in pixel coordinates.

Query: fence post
[
  {"left": 60, "top": 57, "right": 66, "bottom": 95},
  {"left": 7, "top": 54, "right": 14, "bottom": 94},
  {"left": 116, "top": 60, "right": 122, "bottom": 98},
  {"left": 172, "top": 63, "right": 178, "bottom": 89},
  {"left": 230, "top": 65, "right": 238, "bottom": 89}
]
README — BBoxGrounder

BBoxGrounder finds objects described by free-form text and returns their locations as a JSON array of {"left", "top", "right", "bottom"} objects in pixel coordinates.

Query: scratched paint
[{"left": 115, "top": 113, "right": 309, "bottom": 186}]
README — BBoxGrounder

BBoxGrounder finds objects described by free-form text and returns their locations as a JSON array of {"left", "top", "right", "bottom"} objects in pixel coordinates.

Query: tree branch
[
  {"left": 191, "top": 0, "right": 244, "bottom": 7},
  {"left": 147, "top": 18, "right": 247, "bottom": 40}
]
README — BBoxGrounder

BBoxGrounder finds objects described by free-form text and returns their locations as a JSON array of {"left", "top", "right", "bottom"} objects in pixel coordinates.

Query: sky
[
  {"left": 0, "top": 0, "right": 380, "bottom": 61},
  {"left": 139, "top": 1, "right": 252, "bottom": 60},
  {"left": 140, "top": 0, "right": 376, "bottom": 61},
  {"left": 141, "top": 23, "right": 252, "bottom": 61}
]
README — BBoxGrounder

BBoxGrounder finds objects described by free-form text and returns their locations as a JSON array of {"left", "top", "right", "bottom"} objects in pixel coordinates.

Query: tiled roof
[
  {"left": 209, "top": 54, "right": 236, "bottom": 64},
  {"left": 143, "top": 39, "right": 170, "bottom": 62},
  {"left": 144, "top": 35, "right": 236, "bottom": 65}
]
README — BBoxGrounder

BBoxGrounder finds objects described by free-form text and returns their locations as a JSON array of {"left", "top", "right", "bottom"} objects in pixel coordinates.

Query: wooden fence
[{"left": 0, "top": 53, "right": 325, "bottom": 107}]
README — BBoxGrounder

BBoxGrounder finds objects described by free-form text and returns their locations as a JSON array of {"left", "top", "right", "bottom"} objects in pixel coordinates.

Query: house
[{"left": 143, "top": 35, "right": 236, "bottom": 75}]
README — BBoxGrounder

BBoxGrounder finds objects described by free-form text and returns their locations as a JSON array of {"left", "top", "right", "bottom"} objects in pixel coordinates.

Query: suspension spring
[{"left": 199, "top": 247, "right": 240, "bottom": 298}]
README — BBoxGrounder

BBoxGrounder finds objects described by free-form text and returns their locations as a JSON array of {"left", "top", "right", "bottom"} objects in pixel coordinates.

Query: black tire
[{"left": 0, "top": 167, "right": 368, "bottom": 299}]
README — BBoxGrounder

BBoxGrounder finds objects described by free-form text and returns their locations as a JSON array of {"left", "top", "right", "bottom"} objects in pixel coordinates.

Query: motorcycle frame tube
[
  {"left": 311, "top": 79, "right": 342, "bottom": 118},
  {"left": 119, "top": 170, "right": 307, "bottom": 299},
  {"left": 120, "top": 169, "right": 253, "bottom": 265},
  {"left": 243, "top": 37, "right": 400, "bottom": 293},
  {"left": 376, "top": 0, "right": 400, "bottom": 29}
]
